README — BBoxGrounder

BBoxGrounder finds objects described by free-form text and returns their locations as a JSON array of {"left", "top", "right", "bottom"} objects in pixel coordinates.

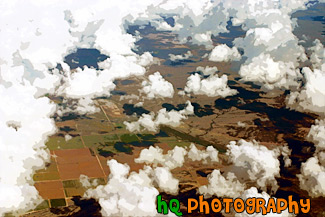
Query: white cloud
[
  {"left": 135, "top": 143, "right": 219, "bottom": 169},
  {"left": 209, "top": 44, "right": 241, "bottom": 62},
  {"left": 237, "top": 121, "right": 246, "bottom": 128},
  {"left": 153, "top": 167, "right": 179, "bottom": 194},
  {"left": 1, "top": 0, "right": 157, "bottom": 116},
  {"left": 287, "top": 66, "right": 325, "bottom": 115},
  {"left": 187, "top": 143, "right": 219, "bottom": 163},
  {"left": 309, "top": 39, "right": 325, "bottom": 70},
  {"left": 226, "top": 140, "right": 282, "bottom": 192},
  {"left": 298, "top": 155, "right": 325, "bottom": 198},
  {"left": 141, "top": 72, "right": 174, "bottom": 99},
  {"left": 84, "top": 159, "right": 162, "bottom": 217},
  {"left": 133, "top": 0, "right": 311, "bottom": 90},
  {"left": 59, "top": 67, "right": 115, "bottom": 99},
  {"left": 307, "top": 119, "right": 325, "bottom": 151},
  {"left": 135, "top": 146, "right": 187, "bottom": 170},
  {"left": 184, "top": 73, "right": 238, "bottom": 97},
  {"left": 199, "top": 140, "right": 291, "bottom": 198},
  {"left": 198, "top": 170, "right": 246, "bottom": 198},
  {"left": 235, "top": 187, "right": 292, "bottom": 217},
  {"left": 124, "top": 100, "right": 194, "bottom": 133},
  {"left": 196, "top": 66, "right": 218, "bottom": 76},
  {"left": 298, "top": 119, "right": 325, "bottom": 198},
  {"left": 169, "top": 51, "right": 193, "bottom": 62},
  {"left": 239, "top": 53, "right": 302, "bottom": 90},
  {"left": 0, "top": 82, "right": 56, "bottom": 215}
]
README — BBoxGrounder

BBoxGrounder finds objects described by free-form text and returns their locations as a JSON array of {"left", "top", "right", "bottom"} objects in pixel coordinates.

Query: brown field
[
  {"left": 35, "top": 181, "right": 65, "bottom": 200},
  {"left": 54, "top": 148, "right": 106, "bottom": 180}
]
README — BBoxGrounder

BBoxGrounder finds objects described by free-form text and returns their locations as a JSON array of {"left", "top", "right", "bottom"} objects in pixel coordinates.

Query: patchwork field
[{"left": 31, "top": 99, "right": 201, "bottom": 210}]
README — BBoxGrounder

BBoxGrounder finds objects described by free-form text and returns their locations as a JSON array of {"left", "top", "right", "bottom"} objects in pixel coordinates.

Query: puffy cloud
[
  {"left": 226, "top": 140, "right": 282, "bottom": 192},
  {"left": 287, "top": 66, "right": 325, "bottom": 115},
  {"left": 184, "top": 73, "right": 238, "bottom": 97},
  {"left": 133, "top": 0, "right": 311, "bottom": 89},
  {"left": 135, "top": 143, "right": 219, "bottom": 169},
  {"left": 196, "top": 66, "right": 218, "bottom": 76},
  {"left": 0, "top": 1, "right": 74, "bottom": 71},
  {"left": 169, "top": 51, "right": 193, "bottom": 62},
  {"left": 84, "top": 160, "right": 162, "bottom": 217},
  {"left": 1, "top": 0, "right": 157, "bottom": 115},
  {"left": 79, "top": 175, "right": 92, "bottom": 188},
  {"left": 309, "top": 39, "right": 325, "bottom": 70},
  {"left": 153, "top": 167, "right": 179, "bottom": 194},
  {"left": 124, "top": 100, "right": 194, "bottom": 132},
  {"left": 187, "top": 143, "right": 219, "bottom": 163},
  {"left": 237, "top": 121, "right": 246, "bottom": 128},
  {"left": 198, "top": 170, "right": 246, "bottom": 198},
  {"left": 235, "top": 187, "right": 292, "bottom": 217},
  {"left": 58, "top": 67, "right": 115, "bottom": 99},
  {"left": 0, "top": 82, "right": 56, "bottom": 215},
  {"left": 133, "top": 0, "right": 228, "bottom": 46},
  {"left": 298, "top": 155, "right": 325, "bottom": 197},
  {"left": 83, "top": 159, "right": 180, "bottom": 216},
  {"left": 208, "top": 44, "right": 241, "bottom": 62},
  {"left": 135, "top": 146, "right": 187, "bottom": 170},
  {"left": 141, "top": 72, "right": 174, "bottom": 99},
  {"left": 298, "top": 119, "right": 325, "bottom": 198},
  {"left": 56, "top": 97, "right": 99, "bottom": 116},
  {"left": 57, "top": 51, "right": 153, "bottom": 106},
  {"left": 239, "top": 53, "right": 302, "bottom": 90},
  {"left": 307, "top": 119, "right": 325, "bottom": 151},
  {"left": 199, "top": 140, "right": 290, "bottom": 198}
]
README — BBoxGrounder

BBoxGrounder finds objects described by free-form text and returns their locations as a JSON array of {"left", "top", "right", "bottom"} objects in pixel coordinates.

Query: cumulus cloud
[
  {"left": 298, "top": 119, "right": 325, "bottom": 198},
  {"left": 133, "top": 0, "right": 311, "bottom": 89},
  {"left": 226, "top": 140, "right": 282, "bottom": 192},
  {"left": 196, "top": 66, "right": 218, "bottom": 76},
  {"left": 235, "top": 187, "right": 292, "bottom": 217},
  {"left": 135, "top": 143, "right": 219, "bottom": 169},
  {"left": 153, "top": 167, "right": 179, "bottom": 194},
  {"left": 84, "top": 149, "right": 227, "bottom": 217},
  {"left": 199, "top": 170, "right": 246, "bottom": 198},
  {"left": 187, "top": 143, "right": 219, "bottom": 163},
  {"left": 169, "top": 51, "right": 193, "bottom": 62},
  {"left": 135, "top": 146, "right": 187, "bottom": 170},
  {"left": 309, "top": 39, "right": 325, "bottom": 70},
  {"left": 56, "top": 97, "right": 99, "bottom": 117},
  {"left": 84, "top": 160, "right": 162, "bottom": 216},
  {"left": 56, "top": 51, "right": 153, "bottom": 114},
  {"left": 239, "top": 53, "right": 302, "bottom": 90},
  {"left": 199, "top": 140, "right": 290, "bottom": 198},
  {"left": 58, "top": 66, "right": 115, "bottom": 99},
  {"left": 307, "top": 119, "right": 325, "bottom": 151},
  {"left": 141, "top": 72, "right": 174, "bottom": 99},
  {"left": 133, "top": 0, "right": 228, "bottom": 46},
  {"left": 124, "top": 100, "right": 194, "bottom": 132},
  {"left": 0, "top": 82, "right": 56, "bottom": 215},
  {"left": 287, "top": 65, "right": 325, "bottom": 115},
  {"left": 298, "top": 155, "right": 325, "bottom": 197},
  {"left": 237, "top": 121, "right": 246, "bottom": 128},
  {"left": 209, "top": 44, "right": 241, "bottom": 62},
  {"left": 1, "top": 0, "right": 157, "bottom": 116},
  {"left": 184, "top": 73, "right": 238, "bottom": 97}
]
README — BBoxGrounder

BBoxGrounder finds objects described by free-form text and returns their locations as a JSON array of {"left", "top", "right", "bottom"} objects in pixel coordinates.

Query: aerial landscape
[{"left": 0, "top": 0, "right": 324, "bottom": 216}]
